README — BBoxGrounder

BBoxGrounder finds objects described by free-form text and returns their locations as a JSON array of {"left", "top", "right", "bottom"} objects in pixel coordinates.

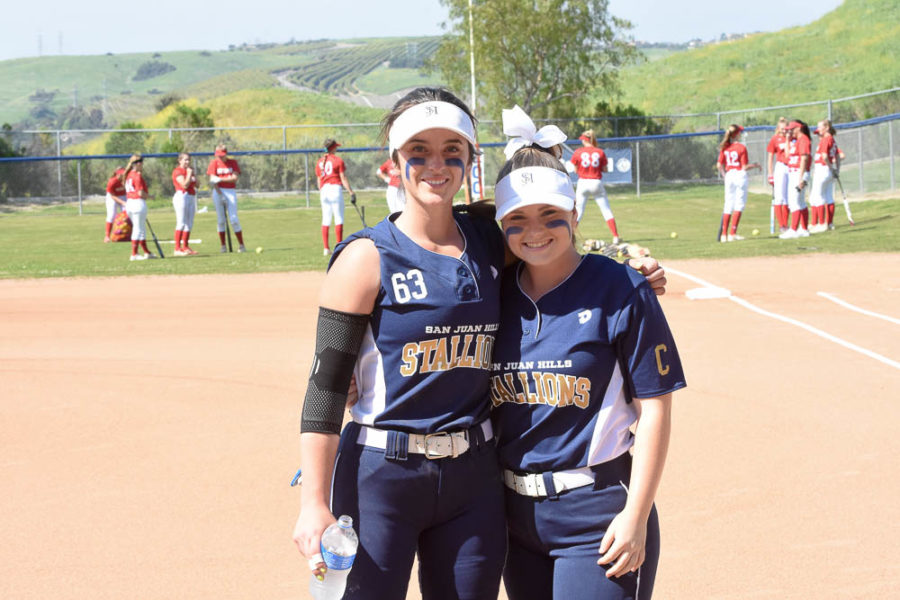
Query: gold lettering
[
  {"left": 417, "top": 339, "right": 438, "bottom": 373},
  {"left": 654, "top": 344, "right": 670, "bottom": 376},
  {"left": 431, "top": 337, "right": 449, "bottom": 372},
  {"left": 573, "top": 377, "right": 591, "bottom": 409},
  {"left": 541, "top": 372, "right": 558, "bottom": 406},
  {"left": 517, "top": 372, "right": 538, "bottom": 404},
  {"left": 556, "top": 374, "right": 577, "bottom": 407},
  {"left": 448, "top": 335, "right": 461, "bottom": 368},
  {"left": 400, "top": 343, "right": 418, "bottom": 377},
  {"left": 458, "top": 334, "right": 475, "bottom": 368}
]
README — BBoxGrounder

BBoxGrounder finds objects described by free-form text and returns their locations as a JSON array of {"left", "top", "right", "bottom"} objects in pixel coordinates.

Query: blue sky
[{"left": 0, "top": 0, "right": 842, "bottom": 61}]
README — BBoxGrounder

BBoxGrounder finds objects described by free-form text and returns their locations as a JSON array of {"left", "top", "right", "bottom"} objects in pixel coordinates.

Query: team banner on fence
[{"left": 601, "top": 148, "right": 633, "bottom": 184}]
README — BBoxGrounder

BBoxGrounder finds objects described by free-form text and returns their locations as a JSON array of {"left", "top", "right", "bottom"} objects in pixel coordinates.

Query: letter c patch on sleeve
[{"left": 654, "top": 344, "right": 670, "bottom": 376}]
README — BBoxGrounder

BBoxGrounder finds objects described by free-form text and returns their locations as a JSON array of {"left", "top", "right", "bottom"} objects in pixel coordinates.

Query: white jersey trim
[
  {"left": 587, "top": 361, "right": 639, "bottom": 466},
  {"left": 349, "top": 324, "right": 387, "bottom": 425}
]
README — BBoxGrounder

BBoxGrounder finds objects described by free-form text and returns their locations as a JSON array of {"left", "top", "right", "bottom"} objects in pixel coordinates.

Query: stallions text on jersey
[
  {"left": 490, "top": 254, "right": 686, "bottom": 473},
  {"left": 331, "top": 211, "right": 506, "bottom": 433}
]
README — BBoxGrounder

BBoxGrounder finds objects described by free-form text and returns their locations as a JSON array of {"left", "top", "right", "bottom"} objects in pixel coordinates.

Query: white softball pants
[
  {"left": 173, "top": 191, "right": 196, "bottom": 231},
  {"left": 787, "top": 171, "right": 808, "bottom": 212},
  {"left": 810, "top": 163, "right": 834, "bottom": 207},
  {"left": 106, "top": 194, "right": 125, "bottom": 223},
  {"left": 575, "top": 179, "right": 611, "bottom": 222},
  {"left": 320, "top": 183, "right": 345, "bottom": 226},
  {"left": 772, "top": 161, "right": 789, "bottom": 206},
  {"left": 385, "top": 185, "right": 405, "bottom": 214},
  {"left": 125, "top": 198, "right": 147, "bottom": 241},
  {"left": 723, "top": 170, "right": 749, "bottom": 214},
  {"left": 213, "top": 187, "right": 241, "bottom": 233}
]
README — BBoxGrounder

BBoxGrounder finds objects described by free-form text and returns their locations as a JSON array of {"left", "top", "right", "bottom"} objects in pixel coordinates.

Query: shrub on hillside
[{"left": 133, "top": 61, "right": 176, "bottom": 81}]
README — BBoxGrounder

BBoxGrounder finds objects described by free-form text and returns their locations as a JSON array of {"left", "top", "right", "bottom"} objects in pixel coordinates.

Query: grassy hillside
[
  {"left": 612, "top": 0, "right": 899, "bottom": 125},
  {"left": 0, "top": 37, "right": 441, "bottom": 129}
]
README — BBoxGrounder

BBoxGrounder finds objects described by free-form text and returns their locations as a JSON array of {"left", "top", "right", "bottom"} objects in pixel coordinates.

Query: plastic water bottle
[{"left": 308, "top": 515, "right": 358, "bottom": 600}]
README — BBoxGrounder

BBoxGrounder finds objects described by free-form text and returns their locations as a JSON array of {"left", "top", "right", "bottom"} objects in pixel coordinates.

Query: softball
[
  {"left": 752, "top": 228, "right": 760, "bottom": 236},
  {"left": 670, "top": 231, "right": 678, "bottom": 239},
  {"left": 255, "top": 246, "right": 263, "bottom": 254}
]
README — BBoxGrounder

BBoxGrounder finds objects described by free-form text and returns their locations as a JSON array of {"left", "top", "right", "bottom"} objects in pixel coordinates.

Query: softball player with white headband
[
  {"left": 172, "top": 153, "right": 198, "bottom": 256},
  {"left": 292, "top": 89, "right": 669, "bottom": 600},
  {"left": 491, "top": 107, "right": 685, "bottom": 600},
  {"left": 779, "top": 121, "right": 812, "bottom": 239}
]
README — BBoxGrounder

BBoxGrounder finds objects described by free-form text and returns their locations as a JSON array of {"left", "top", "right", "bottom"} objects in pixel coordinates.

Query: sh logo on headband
[
  {"left": 426, "top": 105, "right": 438, "bottom": 117},
  {"left": 520, "top": 172, "right": 534, "bottom": 185}
]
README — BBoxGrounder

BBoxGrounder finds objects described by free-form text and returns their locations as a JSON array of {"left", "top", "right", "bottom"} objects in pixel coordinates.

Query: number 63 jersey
[
  {"left": 330, "top": 211, "right": 505, "bottom": 434},
  {"left": 490, "top": 254, "right": 686, "bottom": 473}
]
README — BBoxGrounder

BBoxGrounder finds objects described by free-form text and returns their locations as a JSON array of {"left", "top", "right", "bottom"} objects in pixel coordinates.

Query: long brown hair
[
  {"left": 820, "top": 119, "right": 836, "bottom": 136},
  {"left": 719, "top": 125, "right": 742, "bottom": 153},
  {"left": 121, "top": 153, "right": 143, "bottom": 182},
  {"left": 580, "top": 130, "right": 597, "bottom": 147}
]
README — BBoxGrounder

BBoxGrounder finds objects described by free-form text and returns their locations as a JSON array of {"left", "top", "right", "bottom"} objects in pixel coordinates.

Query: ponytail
[
  {"left": 122, "top": 153, "right": 142, "bottom": 182},
  {"left": 719, "top": 124, "right": 741, "bottom": 153}
]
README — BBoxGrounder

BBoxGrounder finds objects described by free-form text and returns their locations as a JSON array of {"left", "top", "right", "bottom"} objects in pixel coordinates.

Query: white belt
[
  {"left": 357, "top": 421, "right": 492, "bottom": 460},
  {"left": 503, "top": 466, "right": 595, "bottom": 497}
]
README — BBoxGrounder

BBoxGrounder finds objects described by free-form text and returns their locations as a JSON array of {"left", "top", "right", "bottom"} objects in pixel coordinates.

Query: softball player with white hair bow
[
  {"left": 292, "top": 89, "right": 669, "bottom": 600},
  {"left": 491, "top": 107, "right": 685, "bottom": 600}
]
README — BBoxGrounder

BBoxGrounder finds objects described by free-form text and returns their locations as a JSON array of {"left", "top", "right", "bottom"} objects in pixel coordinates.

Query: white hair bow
[{"left": 502, "top": 105, "right": 568, "bottom": 159}]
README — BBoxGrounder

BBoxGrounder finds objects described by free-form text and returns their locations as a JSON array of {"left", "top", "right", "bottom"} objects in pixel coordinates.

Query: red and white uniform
[
  {"left": 569, "top": 146, "right": 611, "bottom": 222},
  {"left": 316, "top": 153, "right": 346, "bottom": 226},
  {"left": 124, "top": 171, "right": 148, "bottom": 241},
  {"left": 718, "top": 142, "right": 749, "bottom": 214},
  {"left": 207, "top": 157, "right": 242, "bottom": 234},
  {"left": 379, "top": 159, "right": 405, "bottom": 214},
  {"left": 767, "top": 133, "right": 790, "bottom": 207},
  {"left": 810, "top": 135, "right": 838, "bottom": 208},
  {"left": 105, "top": 174, "right": 126, "bottom": 223},
  {"left": 172, "top": 166, "right": 197, "bottom": 233},
  {"left": 786, "top": 134, "right": 811, "bottom": 212}
]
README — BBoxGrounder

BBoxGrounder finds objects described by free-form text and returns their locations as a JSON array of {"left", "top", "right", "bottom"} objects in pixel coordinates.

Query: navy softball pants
[
  {"left": 331, "top": 422, "right": 507, "bottom": 600},
  {"left": 502, "top": 453, "right": 660, "bottom": 600}
]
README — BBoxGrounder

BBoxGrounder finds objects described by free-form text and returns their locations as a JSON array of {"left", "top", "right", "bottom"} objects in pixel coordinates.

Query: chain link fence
[{"left": 1, "top": 108, "right": 897, "bottom": 212}]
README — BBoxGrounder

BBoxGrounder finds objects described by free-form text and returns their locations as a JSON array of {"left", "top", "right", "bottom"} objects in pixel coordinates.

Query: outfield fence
[{"left": 1, "top": 111, "right": 897, "bottom": 213}]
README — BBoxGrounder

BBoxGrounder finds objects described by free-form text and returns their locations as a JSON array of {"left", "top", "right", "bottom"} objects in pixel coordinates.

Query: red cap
[
  {"left": 115, "top": 167, "right": 125, "bottom": 176},
  {"left": 786, "top": 121, "right": 803, "bottom": 130},
  {"left": 812, "top": 127, "right": 820, "bottom": 135},
  {"left": 214, "top": 148, "right": 227, "bottom": 157},
  {"left": 735, "top": 125, "right": 744, "bottom": 133}
]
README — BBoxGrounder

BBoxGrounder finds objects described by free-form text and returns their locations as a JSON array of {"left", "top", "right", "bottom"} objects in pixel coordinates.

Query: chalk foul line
[
  {"left": 817, "top": 292, "right": 900, "bottom": 326},
  {"left": 666, "top": 267, "right": 900, "bottom": 371}
]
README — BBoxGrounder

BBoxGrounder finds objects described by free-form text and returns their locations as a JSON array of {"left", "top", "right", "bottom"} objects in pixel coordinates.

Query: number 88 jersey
[
  {"left": 330, "top": 211, "right": 505, "bottom": 433},
  {"left": 570, "top": 146, "right": 608, "bottom": 180}
]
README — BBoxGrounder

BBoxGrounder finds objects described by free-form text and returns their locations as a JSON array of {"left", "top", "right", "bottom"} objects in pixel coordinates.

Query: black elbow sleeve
[{"left": 301, "top": 307, "right": 369, "bottom": 435}]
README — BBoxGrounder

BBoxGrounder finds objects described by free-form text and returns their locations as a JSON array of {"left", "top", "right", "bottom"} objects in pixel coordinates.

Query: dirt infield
[{"left": 2, "top": 254, "right": 898, "bottom": 599}]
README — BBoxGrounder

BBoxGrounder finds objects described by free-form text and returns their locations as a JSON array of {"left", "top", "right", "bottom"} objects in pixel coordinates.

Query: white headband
[
  {"left": 494, "top": 166, "right": 576, "bottom": 220},
  {"left": 388, "top": 101, "right": 477, "bottom": 154},
  {"left": 502, "top": 105, "right": 568, "bottom": 159}
]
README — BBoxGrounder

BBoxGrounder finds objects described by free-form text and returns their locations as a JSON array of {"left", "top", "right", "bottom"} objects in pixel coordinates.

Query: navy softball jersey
[
  {"left": 331, "top": 210, "right": 505, "bottom": 433},
  {"left": 491, "top": 253, "right": 686, "bottom": 473},
  {"left": 327, "top": 211, "right": 509, "bottom": 600}
]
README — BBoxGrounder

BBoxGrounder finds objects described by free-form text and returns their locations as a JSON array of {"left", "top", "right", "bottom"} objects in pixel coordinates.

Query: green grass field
[{"left": 1, "top": 184, "right": 897, "bottom": 279}]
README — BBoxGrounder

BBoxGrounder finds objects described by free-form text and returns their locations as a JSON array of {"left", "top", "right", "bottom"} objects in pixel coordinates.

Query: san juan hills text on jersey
[{"left": 400, "top": 323, "right": 499, "bottom": 376}]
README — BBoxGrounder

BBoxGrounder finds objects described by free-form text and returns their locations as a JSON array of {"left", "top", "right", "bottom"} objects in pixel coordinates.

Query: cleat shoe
[
  {"left": 323, "top": 247, "right": 331, "bottom": 256},
  {"left": 827, "top": 223, "right": 835, "bottom": 230},
  {"left": 797, "top": 228, "right": 810, "bottom": 237},
  {"left": 778, "top": 229, "right": 798, "bottom": 239},
  {"left": 145, "top": 253, "right": 158, "bottom": 259},
  {"left": 220, "top": 245, "right": 228, "bottom": 253},
  {"left": 727, "top": 234, "right": 744, "bottom": 242},
  {"left": 238, "top": 244, "right": 247, "bottom": 253},
  {"left": 104, "top": 236, "right": 111, "bottom": 243},
  {"left": 130, "top": 254, "right": 147, "bottom": 261},
  {"left": 778, "top": 226, "right": 788, "bottom": 236},
  {"left": 612, "top": 236, "right": 621, "bottom": 245},
  {"left": 183, "top": 247, "right": 197, "bottom": 255},
  {"left": 173, "top": 249, "right": 187, "bottom": 257}
]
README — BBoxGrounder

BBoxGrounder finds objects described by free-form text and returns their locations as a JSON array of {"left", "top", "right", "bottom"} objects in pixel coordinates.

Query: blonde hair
[
  {"left": 122, "top": 153, "right": 143, "bottom": 181},
  {"left": 580, "top": 130, "right": 597, "bottom": 146},
  {"left": 820, "top": 119, "right": 836, "bottom": 136},
  {"left": 719, "top": 124, "right": 742, "bottom": 152}
]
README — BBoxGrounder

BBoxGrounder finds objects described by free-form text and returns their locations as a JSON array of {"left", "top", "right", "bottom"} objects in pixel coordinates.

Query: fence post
[
  {"left": 716, "top": 113, "right": 721, "bottom": 131},
  {"left": 283, "top": 126, "right": 288, "bottom": 191},
  {"left": 56, "top": 131, "right": 62, "bottom": 200},
  {"left": 77, "top": 160, "right": 82, "bottom": 215},
  {"left": 304, "top": 152, "right": 310, "bottom": 208},
  {"left": 890, "top": 120, "right": 895, "bottom": 191},
  {"left": 635, "top": 141, "right": 641, "bottom": 199},
  {"left": 827, "top": 99, "right": 833, "bottom": 121},
  {"left": 858, "top": 128, "right": 864, "bottom": 194}
]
